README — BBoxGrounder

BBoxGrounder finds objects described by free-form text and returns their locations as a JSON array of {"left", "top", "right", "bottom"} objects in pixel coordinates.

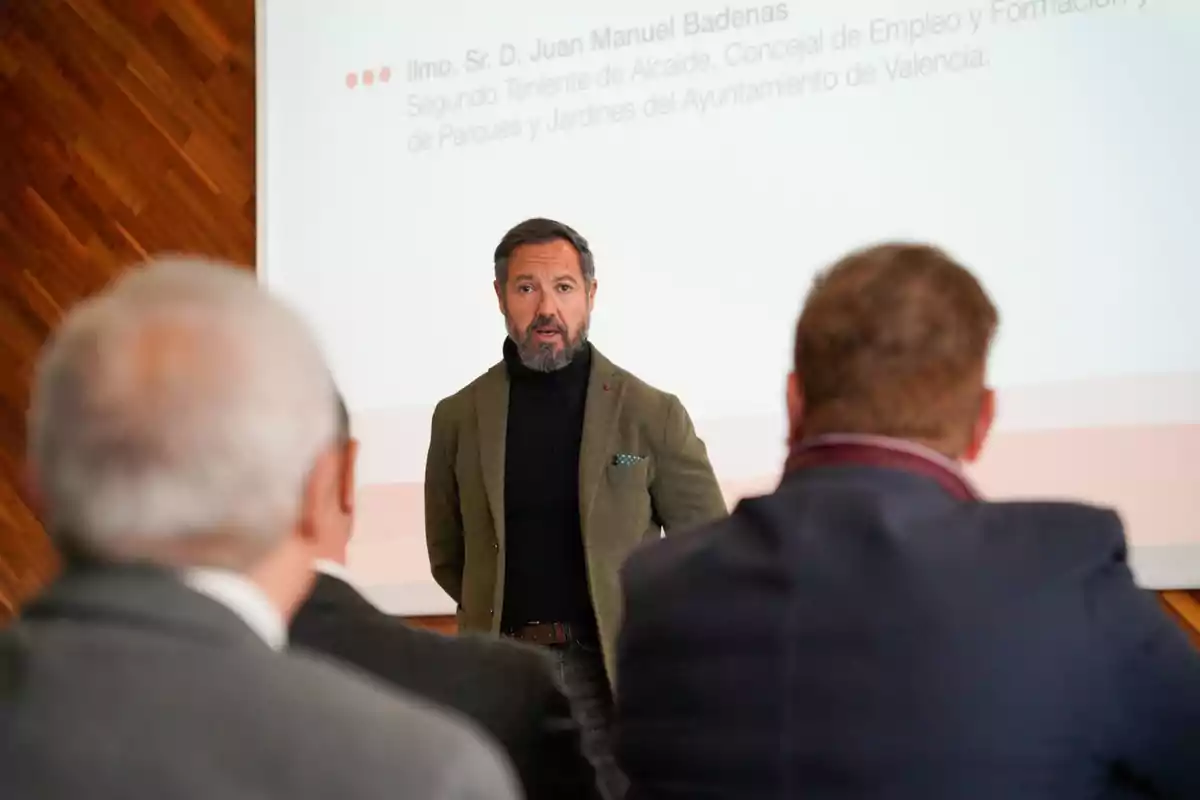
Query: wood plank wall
[
  {"left": 0, "top": 1, "right": 1197, "bottom": 646},
  {"left": 0, "top": 0, "right": 255, "bottom": 616}
]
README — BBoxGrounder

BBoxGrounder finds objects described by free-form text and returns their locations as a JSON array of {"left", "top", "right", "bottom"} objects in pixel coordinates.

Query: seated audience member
[
  {"left": 0, "top": 259, "right": 518, "bottom": 800},
  {"left": 615, "top": 243, "right": 1200, "bottom": 799},
  {"left": 290, "top": 392, "right": 601, "bottom": 800}
]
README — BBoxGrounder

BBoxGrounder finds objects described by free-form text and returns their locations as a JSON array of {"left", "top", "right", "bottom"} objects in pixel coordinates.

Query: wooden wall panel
[
  {"left": 1161, "top": 592, "right": 1200, "bottom": 650},
  {"left": 0, "top": 0, "right": 255, "bottom": 616},
  {"left": 0, "top": 1, "right": 1195, "bottom": 648}
]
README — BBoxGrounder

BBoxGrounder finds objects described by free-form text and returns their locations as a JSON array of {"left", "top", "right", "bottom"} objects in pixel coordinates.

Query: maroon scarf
[{"left": 784, "top": 437, "right": 980, "bottom": 502}]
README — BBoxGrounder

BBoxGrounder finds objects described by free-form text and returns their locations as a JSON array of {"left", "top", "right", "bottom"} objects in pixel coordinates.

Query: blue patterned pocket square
[{"left": 612, "top": 453, "right": 645, "bottom": 467}]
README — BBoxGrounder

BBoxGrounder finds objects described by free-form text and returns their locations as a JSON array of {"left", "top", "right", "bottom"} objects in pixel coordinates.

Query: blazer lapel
[
  {"left": 579, "top": 348, "right": 625, "bottom": 534},
  {"left": 475, "top": 362, "right": 509, "bottom": 547}
]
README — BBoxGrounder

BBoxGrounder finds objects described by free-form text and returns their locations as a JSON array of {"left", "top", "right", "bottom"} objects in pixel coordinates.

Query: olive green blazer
[{"left": 424, "top": 347, "right": 728, "bottom": 683}]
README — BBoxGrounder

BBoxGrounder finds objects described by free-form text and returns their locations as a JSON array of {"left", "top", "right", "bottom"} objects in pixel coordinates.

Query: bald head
[{"left": 28, "top": 257, "right": 338, "bottom": 568}]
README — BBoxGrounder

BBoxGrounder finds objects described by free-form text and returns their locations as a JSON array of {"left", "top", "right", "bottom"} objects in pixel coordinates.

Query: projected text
[{"left": 375, "top": 0, "right": 1151, "bottom": 154}]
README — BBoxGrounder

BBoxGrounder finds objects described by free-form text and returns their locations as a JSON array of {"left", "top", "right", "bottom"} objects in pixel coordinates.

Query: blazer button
[{"left": 492, "top": 542, "right": 499, "bottom": 551}]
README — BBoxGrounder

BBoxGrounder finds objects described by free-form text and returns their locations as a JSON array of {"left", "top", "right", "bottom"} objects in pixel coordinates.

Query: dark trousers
[{"left": 547, "top": 641, "right": 628, "bottom": 800}]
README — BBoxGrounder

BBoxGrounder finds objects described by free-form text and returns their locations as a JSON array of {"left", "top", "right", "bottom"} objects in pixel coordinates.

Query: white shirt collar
[
  {"left": 800, "top": 433, "right": 967, "bottom": 475},
  {"left": 181, "top": 568, "right": 288, "bottom": 650}
]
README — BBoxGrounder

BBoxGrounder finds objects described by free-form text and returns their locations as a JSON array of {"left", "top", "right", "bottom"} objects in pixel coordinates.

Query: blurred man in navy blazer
[{"left": 615, "top": 243, "right": 1200, "bottom": 800}]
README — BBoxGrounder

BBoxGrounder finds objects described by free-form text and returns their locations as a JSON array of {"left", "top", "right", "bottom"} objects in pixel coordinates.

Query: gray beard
[{"left": 508, "top": 317, "right": 590, "bottom": 372}]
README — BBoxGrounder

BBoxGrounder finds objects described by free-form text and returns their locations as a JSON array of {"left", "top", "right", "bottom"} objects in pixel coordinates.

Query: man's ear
[
  {"left": 298, "top": 445, "right": 341, "bottom": 545},
  {"left": 786, "top": 372, "right": 805, "bottom": 445},
  {"left": 963, "top": 388, "right": 995, "bottom": 463},
  {"left": 587, "top": 278, "right": 598, "bottom": 311},
  {"left": 494, "top": 279, "right": 505, "bottom": 315},
  {"left": 340, "top": 438, "right": 359, "bottom": 515}
]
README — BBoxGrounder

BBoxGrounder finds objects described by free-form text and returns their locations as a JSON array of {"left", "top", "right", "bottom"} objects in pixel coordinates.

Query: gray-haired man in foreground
[{"left": 0, "top": 258, "right": 519, "bottom": 800}]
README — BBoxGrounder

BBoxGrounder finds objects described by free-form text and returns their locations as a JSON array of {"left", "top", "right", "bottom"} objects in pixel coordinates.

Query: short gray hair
[
  {"left": 28, "top": 257, "right": 337, "bottom": 568},
  {"left": 493, "top": 218, "right": 595, "bottom": 286}
]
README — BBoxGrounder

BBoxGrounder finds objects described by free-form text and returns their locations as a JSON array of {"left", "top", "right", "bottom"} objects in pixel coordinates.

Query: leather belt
[{"left": 505, "top": 621, "right": 593, "bottom": 646}]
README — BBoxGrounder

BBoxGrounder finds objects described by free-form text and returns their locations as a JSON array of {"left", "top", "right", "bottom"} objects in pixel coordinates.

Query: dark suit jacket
[
  {"left": 615, "top": 463, "right": 1200, "bottom": 800},
  {"left": 290, "top": 572, "right": 601, "bottom": 800},
  {"left": 0, "top": 565, "right": 517, "bottom": 800},
  {"left": 425, "top": 346, "right": 728, "bottom": 680}
]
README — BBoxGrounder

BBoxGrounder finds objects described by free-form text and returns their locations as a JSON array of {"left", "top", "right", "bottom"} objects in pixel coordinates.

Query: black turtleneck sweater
[{"left": 500, "top": 338, "right": 596, "bottom": 634}]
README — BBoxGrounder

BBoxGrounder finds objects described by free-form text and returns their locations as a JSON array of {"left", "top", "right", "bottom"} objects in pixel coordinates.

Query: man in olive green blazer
[
  {"left": 425, "top": 344, "right": 727, "bottom": 679},
  {"left": 424, "top": 217, "right": 727, "bottom": 799}
]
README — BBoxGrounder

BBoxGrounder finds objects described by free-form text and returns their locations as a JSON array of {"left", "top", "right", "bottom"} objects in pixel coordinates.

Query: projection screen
[{"left": 258, "top": 0, "right": 1200, "bottom": 613}]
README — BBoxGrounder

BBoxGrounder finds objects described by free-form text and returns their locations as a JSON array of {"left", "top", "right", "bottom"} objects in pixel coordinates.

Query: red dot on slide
[
  {"left": 363, "top": 70, "right": 375, "bottom": 85},
  {"left": 345, "top": 73, "right": 358, "bottom": 89},
  {"left": 379, "top": 66, "right": 392, "bottom": 83}
]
